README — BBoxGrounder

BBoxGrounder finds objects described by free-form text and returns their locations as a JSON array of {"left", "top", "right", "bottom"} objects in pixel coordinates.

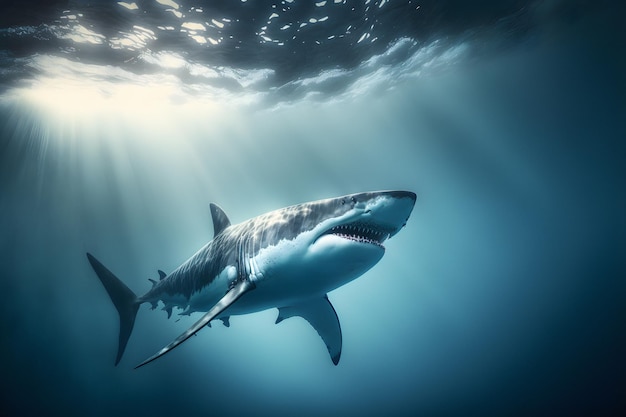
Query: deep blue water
[{"left": 1, "top": 1, "right": 625, "bottom": 416}]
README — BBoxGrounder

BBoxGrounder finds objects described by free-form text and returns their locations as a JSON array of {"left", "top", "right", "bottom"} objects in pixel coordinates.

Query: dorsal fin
[
  {"left": 148, "top": 278, "right": 157, "bottom": 287},
  {"left": 210, "top": 203, "right": 231, "bottom": 237},
  {"left": 158, "top": 270, "right": 166, "bottom": 280}
]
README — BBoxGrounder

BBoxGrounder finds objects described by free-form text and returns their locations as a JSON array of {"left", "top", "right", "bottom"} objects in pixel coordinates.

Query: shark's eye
[{"left": 351, "top": 197, "right": 356, "bottom": 204}]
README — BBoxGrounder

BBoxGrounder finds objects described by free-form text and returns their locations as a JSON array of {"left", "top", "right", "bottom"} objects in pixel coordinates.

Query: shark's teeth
[{"left": 326, "top": 223, "right": 391, "bottom": 248}]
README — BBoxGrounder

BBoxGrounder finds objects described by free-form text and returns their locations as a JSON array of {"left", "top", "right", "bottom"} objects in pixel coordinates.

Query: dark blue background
[{"left": 1, "top": 1, "right": 624, "bottom": 416}]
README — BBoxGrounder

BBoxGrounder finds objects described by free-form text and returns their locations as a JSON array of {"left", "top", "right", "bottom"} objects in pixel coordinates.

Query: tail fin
[{"left": 86, "top": 253, "right": 140, "bottom": 366}]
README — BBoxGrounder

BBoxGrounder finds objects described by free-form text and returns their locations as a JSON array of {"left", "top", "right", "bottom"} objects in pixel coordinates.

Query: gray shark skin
[{"left": 87, "top": 190, "right": 416, "bottom": 368}]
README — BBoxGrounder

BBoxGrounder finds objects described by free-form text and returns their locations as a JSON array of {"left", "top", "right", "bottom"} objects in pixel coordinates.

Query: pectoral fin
[
  {"left": 135, "top": 279, "right": 254, "bottom": 369},
  {"left": 276, "top": 295, "right": 342, "bottom": 365}
]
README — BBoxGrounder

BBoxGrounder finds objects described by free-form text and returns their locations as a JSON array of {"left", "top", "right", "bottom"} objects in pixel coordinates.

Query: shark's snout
[{"left": 359, "top": 191, "right": 416, "bottom": 237}]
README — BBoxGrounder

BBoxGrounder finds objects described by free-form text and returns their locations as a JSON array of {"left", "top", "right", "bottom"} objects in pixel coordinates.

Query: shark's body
[{"left": 87, "top": 190, "right": 416, "bottom": 368}]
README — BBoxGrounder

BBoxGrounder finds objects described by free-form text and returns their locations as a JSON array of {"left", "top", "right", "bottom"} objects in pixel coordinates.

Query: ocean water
[{"left": 1, "top": 1, "right": 624, "bottom": 416}]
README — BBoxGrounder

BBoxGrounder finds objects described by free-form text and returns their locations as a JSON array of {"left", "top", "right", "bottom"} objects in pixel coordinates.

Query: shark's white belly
[
  {"left": 173, "top": 225, "right": 385, "bottom": 317},
  {"left": 232, "top": 234, "right": 384, "bottom": 314},
  {"left": 178, "top": 247, "right": 382, "bottom": 318},
  {"left": 180, "top": 268, "right": 327, "bottom": 317}
]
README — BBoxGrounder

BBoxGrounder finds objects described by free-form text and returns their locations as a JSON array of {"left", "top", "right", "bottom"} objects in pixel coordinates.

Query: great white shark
[{"left": 87, "top": 190, "right": 416, "bottom": 368}]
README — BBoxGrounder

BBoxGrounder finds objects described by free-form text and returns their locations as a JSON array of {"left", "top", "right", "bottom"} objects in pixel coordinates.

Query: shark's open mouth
[{"left": 322, "top": 222, "right": 391, "bottom": 248}]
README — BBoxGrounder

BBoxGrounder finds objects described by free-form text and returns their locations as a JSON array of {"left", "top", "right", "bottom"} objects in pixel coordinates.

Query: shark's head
[
  {"left": 311, "top": 190, "right": 417, "bottom": 250},
  {"left": 250, "top": 190, "right": 417, "bottom": 295}
]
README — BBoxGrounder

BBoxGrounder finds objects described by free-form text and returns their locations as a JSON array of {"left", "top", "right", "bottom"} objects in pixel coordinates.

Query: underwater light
[
  {"left": 8, "top": 55, "right": 238, "bottom": 131},
  {"left": 19, "top": 76, "right": 188, "bottom": 118},
  {"left": 2, "top": 59, "right": 246, "bottom": 157}
]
